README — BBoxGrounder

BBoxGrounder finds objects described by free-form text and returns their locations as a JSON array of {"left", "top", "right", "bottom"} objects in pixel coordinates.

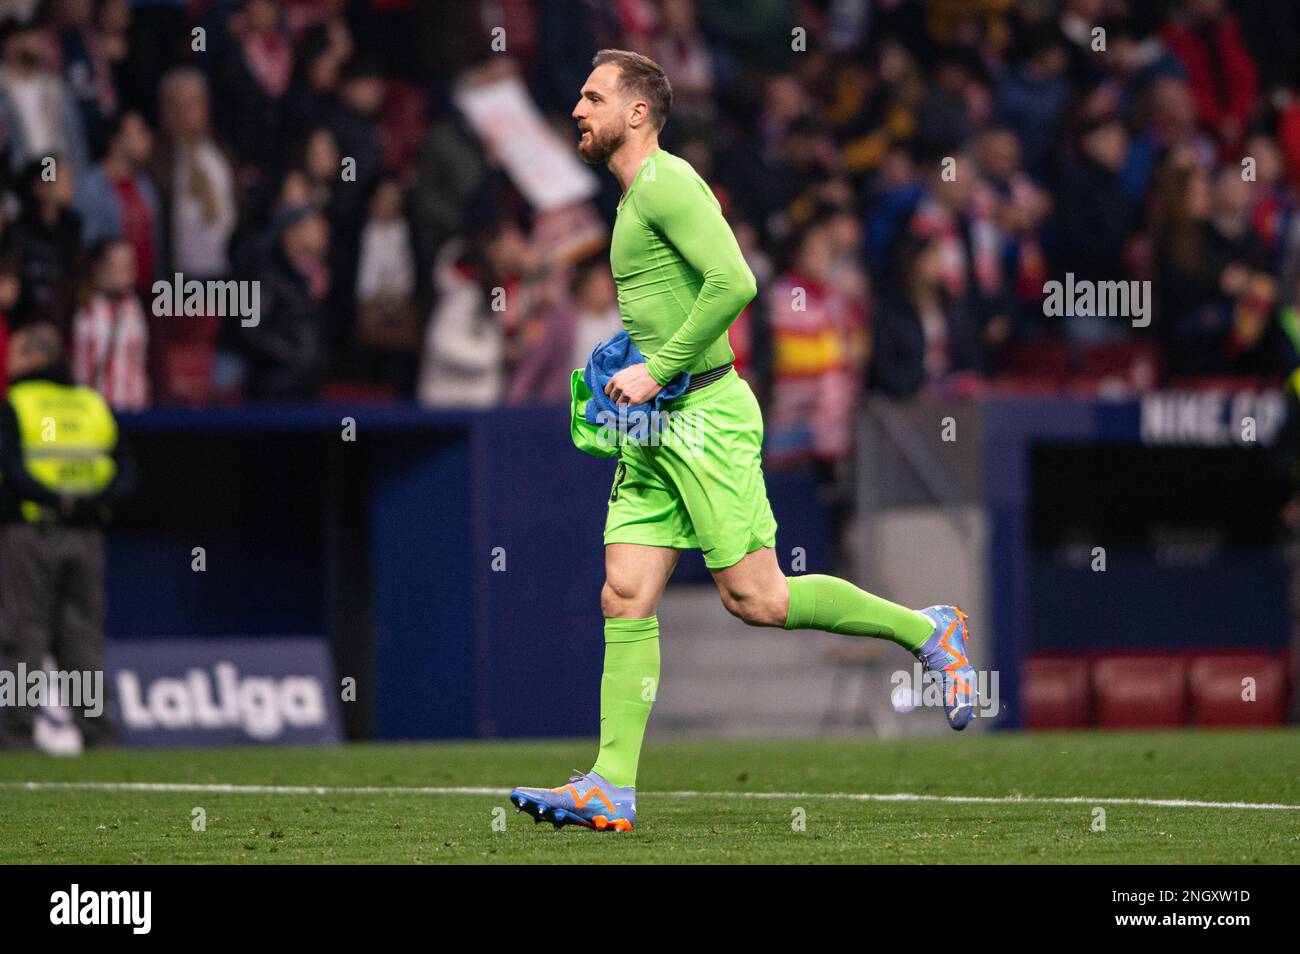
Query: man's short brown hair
[
  {"left": 592, "top": 49, "right": 673, "bottom": 130},
  {"left": 11, "top": 323, "right": 64, "bottom": 367}
]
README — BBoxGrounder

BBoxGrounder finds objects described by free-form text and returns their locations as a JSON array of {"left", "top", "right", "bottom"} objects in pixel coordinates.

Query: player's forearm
[{"left": 645, "top": 261, "right": 756, "bottom": 384}]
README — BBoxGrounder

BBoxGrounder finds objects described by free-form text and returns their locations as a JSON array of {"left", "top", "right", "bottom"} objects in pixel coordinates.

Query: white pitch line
[{"left": 3, "top": 781, "right": 1298, "bottom": 812}]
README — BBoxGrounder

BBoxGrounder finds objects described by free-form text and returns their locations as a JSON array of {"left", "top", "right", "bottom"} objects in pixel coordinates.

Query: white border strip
[{"left": 3, "top": 781, "right": 1297, "bottom": 811}]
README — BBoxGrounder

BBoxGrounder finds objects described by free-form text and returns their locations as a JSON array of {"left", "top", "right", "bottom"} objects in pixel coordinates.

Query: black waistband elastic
[{"left": 684, "top": 363, "right": 733, "bottom": 393}]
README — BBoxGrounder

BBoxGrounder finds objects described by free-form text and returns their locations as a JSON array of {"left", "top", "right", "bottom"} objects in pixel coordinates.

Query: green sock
[
  {"left": 783, "top": 574, "right": 933, "bottom": 651},
  {"left": 590, "top": 615, "right": 660, "bottom": 789}
]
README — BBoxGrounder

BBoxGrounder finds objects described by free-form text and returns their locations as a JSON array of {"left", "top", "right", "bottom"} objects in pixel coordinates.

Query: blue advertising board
[{"left": 105, "top": 638, "right": 341, "bottom": 747}]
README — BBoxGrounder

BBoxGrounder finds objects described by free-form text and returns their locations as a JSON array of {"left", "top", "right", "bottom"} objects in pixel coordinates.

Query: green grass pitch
[{"left": 1, "top": 730, "right": 1297, "bottom": 864}]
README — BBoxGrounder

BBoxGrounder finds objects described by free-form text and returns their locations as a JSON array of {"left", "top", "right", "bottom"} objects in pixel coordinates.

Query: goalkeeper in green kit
[{"left": 509, "top": 50, "right": 976, "bottom": 832}]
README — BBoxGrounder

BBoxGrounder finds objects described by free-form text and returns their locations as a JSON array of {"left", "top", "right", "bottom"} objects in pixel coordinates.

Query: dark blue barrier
[
  {"left": 984, "top": 390, "right": 1291, "bottom": 728},
  {"left": 112, "top": 403, "right": 834, "bottom": 741},
  {"left": 110, "top": 391, "right": 1288, "bottom": 739}
]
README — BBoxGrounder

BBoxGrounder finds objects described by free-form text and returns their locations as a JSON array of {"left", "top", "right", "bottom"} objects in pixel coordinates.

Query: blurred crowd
[{"left": 3, "top": 0, "right": 1300, "bottom": 470}]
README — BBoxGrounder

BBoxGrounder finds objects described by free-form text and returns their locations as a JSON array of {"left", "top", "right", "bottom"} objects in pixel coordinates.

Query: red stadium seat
[
  {"left": 1076, "top": 339, "right": 1161, "bottom": 378},
  {"left": 1092, "top": 655, "right": 1188, "bottom": 728},
  {"left": 1001, "top": 339, "right": 1072, "bottom": 377},
  {"left": 320, "top": 381, "right": 400, "bottom": 403},
  {"left": 154, "top": 314, "right": 221, "bottom": 404},
  {"left": 159, "top": 342, "right": 214, "bottom": 405},
  {"left": 1172, "top": 374, "right": 1276, "bottom": 392},
  {"left": 1188, "top": 654, "right": 1288, "bottom": 726},
  {"left": 1021, "top": 656, "right": 1091, "bottom": 729},
  {"left": 1066, "top": 340, "right": 1162, "bottom": 396},
  {"left": 986, "top": 375, "right": 1069, "bottom": 396}
]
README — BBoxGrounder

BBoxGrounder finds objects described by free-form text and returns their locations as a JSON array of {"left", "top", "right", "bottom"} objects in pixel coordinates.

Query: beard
[{"left": 577, "top": 122, "right": 626, "bottom": 164}]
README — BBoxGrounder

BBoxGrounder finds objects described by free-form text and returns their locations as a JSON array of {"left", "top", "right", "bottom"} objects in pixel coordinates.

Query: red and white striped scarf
[{"left": 72, "top": 292, "right": 150, "bottom": 410}]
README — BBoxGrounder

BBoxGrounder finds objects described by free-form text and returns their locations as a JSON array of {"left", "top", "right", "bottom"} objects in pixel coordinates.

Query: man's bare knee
[
  {"left": 718, "top": 585, "right": 784, "bottom": 627},
  {"left": 602, "top": 544, "right": 676, "bottom": 619},
  {"left": 602, "top": 578, "right": 651, "bottom": 618},
  {"left": 709, "top": 548, "right": 789, "bottom": 627}
]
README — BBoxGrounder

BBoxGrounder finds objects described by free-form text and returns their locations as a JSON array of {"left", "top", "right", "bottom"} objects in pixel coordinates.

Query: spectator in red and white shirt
[
  {"left": 765, "top": 216, "right": 867, "bottom": 470},
  {"left": 71, "top": 239, "right": 150, "bottom": 410},
  {"left": 73, "top": 110, "right": 161, "bottom": 295}
]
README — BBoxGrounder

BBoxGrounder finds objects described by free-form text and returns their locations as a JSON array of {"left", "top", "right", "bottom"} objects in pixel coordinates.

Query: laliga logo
[{"left": 117, "top": 663, "right": 326, "bottom": 739}]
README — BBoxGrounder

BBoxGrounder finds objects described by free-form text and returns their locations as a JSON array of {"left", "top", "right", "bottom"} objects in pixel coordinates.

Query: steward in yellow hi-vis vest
[
  {"left": 0, "top": 324, "right": 136, "bottom": 750},
  {"left": 5, "top": 378, "right": 119, "bottom": 521}
]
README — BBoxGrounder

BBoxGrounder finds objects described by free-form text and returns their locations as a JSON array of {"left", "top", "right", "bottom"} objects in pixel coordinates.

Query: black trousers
[{"left": 0, "top": 522, "right": 115, "bottom": 746}]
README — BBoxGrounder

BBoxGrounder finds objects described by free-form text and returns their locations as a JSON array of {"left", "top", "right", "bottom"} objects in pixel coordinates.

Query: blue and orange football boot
[
  {"left": 914, "top": 605, "right": 978, "bottom": 730},
  {"left": 509, "top": 771, "right": 636, "bottom": 831}
]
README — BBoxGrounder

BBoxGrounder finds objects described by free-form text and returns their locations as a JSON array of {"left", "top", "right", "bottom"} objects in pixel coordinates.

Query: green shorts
[{"left": 603, "top": 369, "right": 778, "bottom": 569}]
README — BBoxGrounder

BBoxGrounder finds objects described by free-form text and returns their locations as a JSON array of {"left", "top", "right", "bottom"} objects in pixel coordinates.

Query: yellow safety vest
[{"left": 6, "top": 380, "right": 117, "bottom": 521}]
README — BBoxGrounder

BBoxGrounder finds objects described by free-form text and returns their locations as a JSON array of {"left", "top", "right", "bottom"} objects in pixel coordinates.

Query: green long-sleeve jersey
[{"left": 609, "top": 150, "right": 757, "bottom": 386}]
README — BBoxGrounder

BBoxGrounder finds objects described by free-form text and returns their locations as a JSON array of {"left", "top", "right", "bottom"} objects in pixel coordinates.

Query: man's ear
[{"left": 626, "top": 99, "right": 650, "bottom": 130}]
